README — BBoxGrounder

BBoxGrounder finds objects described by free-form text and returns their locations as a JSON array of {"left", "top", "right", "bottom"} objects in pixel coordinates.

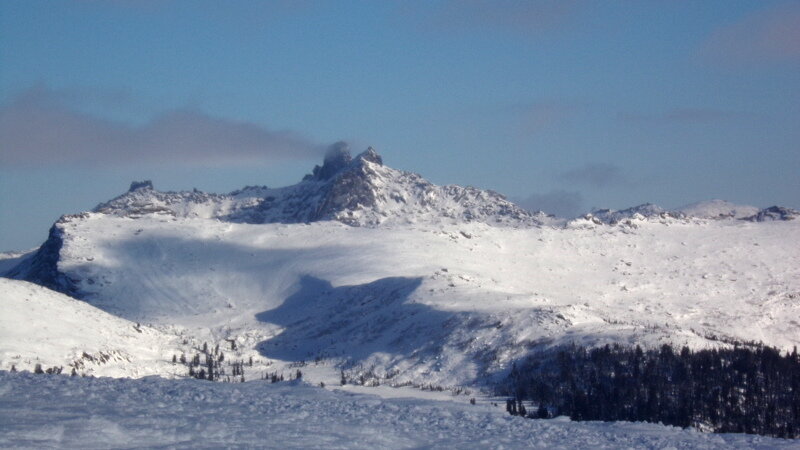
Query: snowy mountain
[
  {"left": 3, "top": 148, "right": 800, "bottom": 390},
  {"left": 579, "top": 200, "right": 797, "bottom": 225},
  {"left": 583, "top": 203, "right": 684, "bottom": 225},
  {"left": 94, "top": 144, "right": 549, "bottom": 228}
]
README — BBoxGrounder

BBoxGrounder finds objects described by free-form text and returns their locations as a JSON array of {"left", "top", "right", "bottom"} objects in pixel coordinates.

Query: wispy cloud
[
  {"left": 699, "top": 2, "right": 800, "bottom": 65},
  {"left": 0, "top": 85, "right": 325, "bottom": 167},
  {"left": 515, "top": 190, "right": 583, "bottom": 218},
  {"left": 560, "top": 163, "right": 629, "bottom": 189}
]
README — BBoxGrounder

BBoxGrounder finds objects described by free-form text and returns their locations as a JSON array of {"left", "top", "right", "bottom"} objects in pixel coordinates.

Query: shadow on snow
[{"left": 255, "top": 275, "right": 457, "bottom": 366}]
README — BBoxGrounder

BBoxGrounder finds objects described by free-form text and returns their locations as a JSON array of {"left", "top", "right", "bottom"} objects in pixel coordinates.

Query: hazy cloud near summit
[{"left": 0, "top": 85, "right": 324, "bottom": 167}]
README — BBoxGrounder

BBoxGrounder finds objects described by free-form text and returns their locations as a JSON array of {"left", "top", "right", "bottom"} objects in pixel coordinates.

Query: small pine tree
[
  {"left": 340, "top": 370, "right": 347, "bottom": 385},
  {"left": 172, "top": 355, "right": 177, "bottom": 364},
  {"left": 71, "top": 368, "right": 77, "bottom": 377},
  {"left": 506, "top": 399, "right": 517, "bottom": 416},
  {"left": 34, "top": 364, "right": 44, "bottom": 374},
  {"left": 10, "top": 365, "right": 17, "bottom": 373},
  {"left": 296, "top": 369, "right": 303, "bottom": 380}
]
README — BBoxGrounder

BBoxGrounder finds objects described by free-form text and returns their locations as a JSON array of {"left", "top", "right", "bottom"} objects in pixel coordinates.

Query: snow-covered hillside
[
  {"left": 3, "top": 148, "right": 799, "bottom": 387},
  {"left": 0, "top": 371, "right": 793, "bottom": 449},
  {"left": 5, "top": 212, "right": 800, "bottom": 386},
  {"left": 0, "top": 278, "right": 187, "bottom": 377}
]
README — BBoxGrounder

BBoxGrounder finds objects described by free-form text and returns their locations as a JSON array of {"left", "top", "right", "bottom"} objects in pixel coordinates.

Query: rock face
[
  {"left": 93, "top": 146, "right": 548, "bottom": 228},
  {"left": 5, "top": 217, "right": 79, "bottom": 295},
  {"left": 743, "top": 206, "right": 799, "bottom": 222},
  {"left": 584, "top": 203, "right": 685, "bottom": 225}
]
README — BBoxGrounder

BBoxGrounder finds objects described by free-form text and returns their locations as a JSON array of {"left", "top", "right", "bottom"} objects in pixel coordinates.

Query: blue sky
[{"left": 1, "top": 0, "right": 799, "bottom": 250}]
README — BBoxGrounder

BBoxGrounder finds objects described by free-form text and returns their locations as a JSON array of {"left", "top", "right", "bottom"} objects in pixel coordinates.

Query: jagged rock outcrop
[
  {"left": 92, "top": 145, "right": 548, "bottom": 227},
  {"left": 743, "top": 206, "right": 799, "bottom": 222},
  {"left": 583, "top": 203, "right": 685, "bottom": 225},
  {"left": 5, "top": 217, "right": 81, "bottom": 295}
]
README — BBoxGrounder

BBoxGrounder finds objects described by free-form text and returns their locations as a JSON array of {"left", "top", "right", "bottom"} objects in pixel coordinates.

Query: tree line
[{"left": 499, "top": 343, "right": 800, "bottom": 438}]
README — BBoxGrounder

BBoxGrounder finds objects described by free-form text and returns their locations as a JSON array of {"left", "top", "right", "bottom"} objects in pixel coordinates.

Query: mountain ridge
[
  {"left": 93, "top": 145, "right": 551, "bottom": 228},
  {"left": 2, "top": 146, "right": 799, "bottom": 387}
]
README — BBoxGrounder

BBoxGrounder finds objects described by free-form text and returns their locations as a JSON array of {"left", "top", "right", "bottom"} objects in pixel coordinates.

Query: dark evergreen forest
[{"left": 499, "top": 344, "right": 800, "bottom": 438}]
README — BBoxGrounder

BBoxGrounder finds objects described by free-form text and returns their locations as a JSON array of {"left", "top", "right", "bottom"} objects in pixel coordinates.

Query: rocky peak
[
  {"left": 357, "top": 147, "right": 383, "bottom": 166},
  {"left": 304, "top": 143, "right": 385, "bottom": 182}
]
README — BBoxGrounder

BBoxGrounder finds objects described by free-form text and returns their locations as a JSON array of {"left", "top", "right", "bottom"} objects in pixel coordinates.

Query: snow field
[
  {"left": 40, "top": 213, "right": 800, "bottom": 384},
  {"left": 0, "top": 371, "right": 793, "bottom": 449}
]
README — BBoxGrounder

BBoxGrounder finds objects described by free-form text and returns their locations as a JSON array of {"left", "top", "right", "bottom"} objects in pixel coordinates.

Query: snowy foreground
[{"left": 0, "top": 372, "right": 793, "bottom": 449}]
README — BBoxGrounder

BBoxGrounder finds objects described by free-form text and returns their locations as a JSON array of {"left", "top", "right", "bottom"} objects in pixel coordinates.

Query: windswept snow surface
[{"left": 0, "top": 372, "right": 793, "bottom": 449}]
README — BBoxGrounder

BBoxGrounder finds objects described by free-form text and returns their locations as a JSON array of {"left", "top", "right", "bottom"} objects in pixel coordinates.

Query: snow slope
[
  {"left": 6, "top": 211, "right": 799, "bottom": 386},
  {"left": 0, "top": 371, "right": 792, "bottom": 449},
  {"left": 0, "top": 278, "right": 186, "bottom": 377}
]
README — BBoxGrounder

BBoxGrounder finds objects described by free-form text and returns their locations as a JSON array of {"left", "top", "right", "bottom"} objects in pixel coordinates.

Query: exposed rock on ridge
[{"left": 93, "top": 145, "right": 548, "bottom": 228}]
